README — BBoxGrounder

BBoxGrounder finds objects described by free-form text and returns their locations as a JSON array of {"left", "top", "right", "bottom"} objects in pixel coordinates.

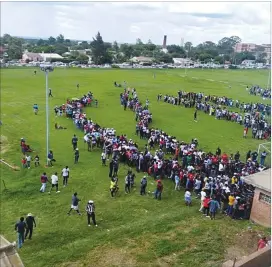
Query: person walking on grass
[
  {"left": 25, "top": 154, "right": 31, "bottom": 169},
  {"left": 86, "top": 200, "right": 98, "bottom": 227},
  {"left": 154, "top": 180, "right": 163, "bottom": 200},
  {"left": 74, "top": 148, "right": 79, "bottom": 164},
  {"left": 71, "top": 134, "right": 78, "bottom": 150},
  {"left": 25, "top": 213, "right": 36, "bottom": 240},
  {"left": 194, "top": 109, "right": 197, "bottom": 122},
  {"left": 14, "top": 217, "right": 27, "bottom": 249},
  {"left": 203, "top": 195, "right": 211, "bottom": 217},
  {"left": 67, "top": 192, "right": 81, "bottom": 215},
  {"left": 62, "top": 166, "right": 70, "bottom": 187},
  {"left": 48, "top": 88, "right": 53, "bottom": 97},
  {"left": 40, "top": 172, "right": 48, "bottom": 193},
  {"left": 209, "top": 196, "right": 220, "bottom": 220},
  {"left": 184, "top": 190, "right": 192, "bottom": 206},
  {"left": 49, "top": 172, "right": 60, "bottom": 194},
  {"left": 33, "top": 104, "right": 38, "bottom": 115}
]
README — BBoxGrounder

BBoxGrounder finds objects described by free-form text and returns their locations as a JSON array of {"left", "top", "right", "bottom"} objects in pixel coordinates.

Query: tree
[
  {"left": 184, "top": 42, "right": 192, "bottom": 52},
  {"left": 48, "top": 36, "right": 56, "bottom": 45},
  {"left": 56, "top": 34, "right": 64, "bottom": 44},
  {"left": 54, "top": 44, "right": 68, "bottom": 55},
  {"left": 81, "top": 41, "right": 89, "bottom": 49},
  {"left": 218, "top": 36, "right": 241, "bottom": 55},
  {"left": 112, "top": 41, "right": 119, "bottom": 52},
  {"left": 214, "top": 56, "right": 224, "bottom": 64},
  {"left": 76, "top": 54, "right": 89, "bottom": 62},
  {"left": 90, "top": 32, "right": 112, "bottom": 64},
  {"left": 120, "top": 43, "right": 134, "bottom": 59},
  {"left": 167, "top": 45, "right": 185, "bottom": 56}
]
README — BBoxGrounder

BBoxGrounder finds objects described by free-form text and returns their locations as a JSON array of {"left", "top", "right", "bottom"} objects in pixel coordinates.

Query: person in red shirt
[
  {"left": 40, "top": 172, "right": 48, "bottom": 193},
  {"left": 203, "top": 195, "right": 211, "bottom": 217},
  {"left": 154, "top": 180, "right": 163, "bottom": 200},
  {"left": 21, "top": 158, "right": 27, "bottom": 168},
  {"left": 257, "top": 237, "right": 267, "bottom": 250}
]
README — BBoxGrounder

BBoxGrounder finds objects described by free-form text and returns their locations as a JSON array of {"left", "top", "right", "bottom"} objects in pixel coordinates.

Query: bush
[{"left": 111, "top": 64, "right": 120, "bottom": 69}]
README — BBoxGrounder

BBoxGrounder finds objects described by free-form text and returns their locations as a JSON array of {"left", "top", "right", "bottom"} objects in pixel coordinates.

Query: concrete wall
[
  {"left": 250, "top": 188, "right": 271, "bottom": 227},
  {"left": 222, "top": 246, "right": 271, "bottom": 267}
]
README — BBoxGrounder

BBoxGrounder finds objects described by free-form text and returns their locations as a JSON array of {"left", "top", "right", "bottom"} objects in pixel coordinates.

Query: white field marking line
[{"left": 206, "top": 79, "right": 215, "bottom": 82}]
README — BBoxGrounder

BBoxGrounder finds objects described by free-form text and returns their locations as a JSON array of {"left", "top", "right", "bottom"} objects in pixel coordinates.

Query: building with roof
[
  {"left": 0, "top": 235, "right": 24, "bottom": 267},
  {"left": 244, "top": 169, "right": 271, "bottom": 227},
  {"left": 130, "top": 56, "right": 153, "bottom": 64},
  {"left": 22, "top": 52, "right": 43, "bottom": 62},
  {"left": 39, "top": 52, "right": 63, "bottom": 62}
]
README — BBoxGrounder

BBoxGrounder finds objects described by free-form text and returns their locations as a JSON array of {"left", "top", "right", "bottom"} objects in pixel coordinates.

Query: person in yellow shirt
[
  {"left": 227, "top": 194, "right": 235, "bottom": 216},
  {"left": 110, "top": 177, "right": 118, "bottom": 197},
  {"left": 231, "top": 176, "right": 238, "bottom": 184}
]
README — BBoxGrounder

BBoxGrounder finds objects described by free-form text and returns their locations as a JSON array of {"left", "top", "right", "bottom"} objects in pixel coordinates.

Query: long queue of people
[
  {"left": 57, "top": 87, "right": 268, "bottom": 222},
  {"left": 160, "top": 91, "right": 271, "bottom": 140}
]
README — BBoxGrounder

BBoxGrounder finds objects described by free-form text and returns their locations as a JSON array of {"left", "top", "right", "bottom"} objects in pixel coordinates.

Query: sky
[{"left": 1, "top": 1, "right": 271, "bottom": 46}]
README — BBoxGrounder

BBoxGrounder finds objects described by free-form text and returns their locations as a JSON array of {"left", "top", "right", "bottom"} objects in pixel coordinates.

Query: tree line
[{"left": 0, "top": 32, "right": 268, "bottom": 65}]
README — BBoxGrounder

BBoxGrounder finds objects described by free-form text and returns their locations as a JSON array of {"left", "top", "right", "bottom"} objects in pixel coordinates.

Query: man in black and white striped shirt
[{"left": 85, "top": 200, "right": 97, "bottom": 227}]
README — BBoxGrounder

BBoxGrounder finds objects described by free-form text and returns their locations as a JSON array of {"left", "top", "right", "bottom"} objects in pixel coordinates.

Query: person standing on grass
[
  {"left": 25, "top": 213, "right": 36, "bottom": 240},
  {"left": 227, "top": 193, "right": 235, "bottom": 216},
  {"left": 86, "top": 200, "right": 98, "bottom": 227},
  {"left": 67, "top": 192, "right": 81, "bottom": 215},
  {"left": 76, "top": 83, "right": 79, "bottom": 90},
  {"left": 40, "top": 172, "right": 48, "bottom": 193},
  {"left": 34, "top": 70, "right": 37, "bottom": 75},
  {"left": 101, "top": 151, "right": 106, "bottom": 166},
  {"left": 194, "top": 109, "right": 197, "bottom": 122},
  {"left": 48, "top": 88, "right": 53, "bottom": 97},
  {"left": 71, "top": 134, "right": 78, "bottom": 150},
  {"left": 203, "top": 195, "right": 211, "bottom": 217},
  {"left": 184, "top": 190, "right": 192, "bottom": 206},
  {"left": 209, "top": 196, "right": 220, "bottom": 220},
  {"left": 25, "top": 154, "right": 31, "bottom": 169},
  {"left": 62, "top": 166, "right": 70, "bottom": 187},
  {"left": 95, "top": 99, "right": 98, "bottom": 108},
  {"left": 33, "top": 104, "right": 38, "bottom": 115},
  {"left": 174, "top": 173, "right": 180, "bottom": 190},
  {"left": 243, "top": 127, "right": 248, "bottom": 138},
  {"left": 47, "top": 150, "right": 55, "bottom": 167},
  {"left": 74, "top": 148, "right": 79, "bottom": 164},
  {"left": 34, "top": 155, "right": 40, "bottom": 167},
  {"left": 154, "top": 180, "right": 163, "bottom": 200},
  {"left": 199, "top": 189, "right": 207, "bottom": 212},
  {"left": 140, "top": 176, "right": 147, "bottom": 195},
  {"left": 14, "top": 217, "right": 27, "bottom": 249},
  {"left": 49, "top": 172, "right": 60, "bottom": 194},
  {"left": 125, "top": 174, "right": 131, "bottom": 194},
  {"left": 21, "top": 157, "right": 27, "bottom": 168}
]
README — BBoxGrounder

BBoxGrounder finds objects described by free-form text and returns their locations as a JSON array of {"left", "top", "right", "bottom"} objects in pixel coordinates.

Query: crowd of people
[
  {"left": 15, "top": 83, "right": 270, "bottom": 249},
  {"left": 160, "top": 91, "right": 271, "bottom": 140},
  {"left": 248, "top": 85, "right": 271, "bottom": 99}
]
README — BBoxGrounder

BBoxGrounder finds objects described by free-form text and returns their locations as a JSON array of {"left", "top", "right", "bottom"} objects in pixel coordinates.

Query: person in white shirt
[
  {"left": 62, "top": 166, "right": 70, "bottom": 187},
  {"left": 101, "top": 151, "right": 106, "bottom": 166},
  {"left": 184, "top": 190, "right": 192, "bottom": 206},
  {"left": 49, "top": 172, "right": 60, "bottom": 194},
  {"left": 25, "top": 155, "right": 31, "bottom": 169},
  {"left": 199, "top": 189, "right": 206, "bottom": 212}
]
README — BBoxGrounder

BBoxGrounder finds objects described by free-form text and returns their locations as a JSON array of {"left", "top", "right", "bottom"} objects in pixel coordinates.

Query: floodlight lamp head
[{"left": 40, "top": 64, "right": 54, "bottom": 72}]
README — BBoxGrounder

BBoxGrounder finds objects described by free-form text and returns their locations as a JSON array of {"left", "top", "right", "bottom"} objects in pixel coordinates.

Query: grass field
[{"left": 0, "top": 68, "right": 270, "bottom": 267}]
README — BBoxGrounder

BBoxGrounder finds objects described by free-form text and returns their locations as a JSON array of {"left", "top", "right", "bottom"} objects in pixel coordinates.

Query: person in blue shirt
[
  {"left": 33, "top": 104, "right": 38, "bottom": 115},
  {"left": 15, "top": 217, "right": 27, "bottom": 248},
  {"left": 209, "top": 196, "right": 220, "bottom": 220}
]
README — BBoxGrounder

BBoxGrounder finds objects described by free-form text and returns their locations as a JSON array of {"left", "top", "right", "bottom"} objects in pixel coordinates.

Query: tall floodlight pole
[{"left": 40, "top": 64, "right": 54, "bottom": 166}]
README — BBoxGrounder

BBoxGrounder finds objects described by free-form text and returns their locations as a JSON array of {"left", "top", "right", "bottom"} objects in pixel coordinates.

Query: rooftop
[
  {"left": 0, "top": 235, "right": 24, "bottom": 267},
  {"left": 244, "top": 169, "right": 271, "bottom": 193}
]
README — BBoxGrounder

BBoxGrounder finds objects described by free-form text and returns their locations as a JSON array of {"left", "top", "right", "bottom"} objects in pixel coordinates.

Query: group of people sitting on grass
[{"left": 248, "top": 85, "right": 271, "bottom": 99}]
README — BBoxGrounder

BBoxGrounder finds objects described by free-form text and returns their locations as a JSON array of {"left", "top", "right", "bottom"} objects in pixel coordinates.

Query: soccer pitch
[{"left": 0, "top": 68, "right": 270, "bottom": 267}]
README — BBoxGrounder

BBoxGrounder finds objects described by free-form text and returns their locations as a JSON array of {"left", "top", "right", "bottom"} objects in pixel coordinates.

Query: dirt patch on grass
[
  {"left": 83, "top": 246, "right": 137, "bottom": 267},
  {"left": 0, "top": 135, "right": 9, "bottom": 154},
  {"left": 224, "top": 229, "right": 263, "bottom": 261}
]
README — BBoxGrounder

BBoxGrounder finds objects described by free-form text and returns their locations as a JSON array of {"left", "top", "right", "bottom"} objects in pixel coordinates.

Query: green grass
[{"left": 0, "top": 68, "right": 270, "bottom": 267}]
